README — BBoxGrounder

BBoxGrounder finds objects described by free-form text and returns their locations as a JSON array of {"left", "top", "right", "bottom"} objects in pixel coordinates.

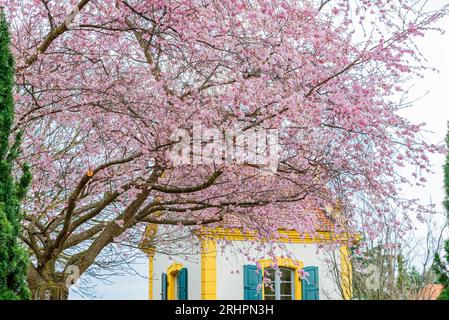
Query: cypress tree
[
  {"left": 433, "top": 130, "right": 449, "bottom": 300},
  {"left": 0, "top": 8, "right": 32, "bottom": 300}
]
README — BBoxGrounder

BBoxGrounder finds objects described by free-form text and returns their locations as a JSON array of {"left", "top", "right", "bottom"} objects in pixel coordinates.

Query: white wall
[
  {"left": 215, "top": 241, "right": 342, "bottom": 300},
  {"left": 151, "top": 230, "right": 343, "bottom": 300},
  {"left": 152, "top": 249, "right": 202, "bottom": 300}
]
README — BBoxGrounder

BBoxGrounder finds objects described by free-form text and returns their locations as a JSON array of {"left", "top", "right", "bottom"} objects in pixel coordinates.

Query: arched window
[
  {"left": 264, "top": 267, "right": 295, "bottom": 300},
  {"left": 258, "top": 258, "right": 303, "bottom": 300},
  {"left": 166, "top": 263, "right": 188, "bottom": 300}
]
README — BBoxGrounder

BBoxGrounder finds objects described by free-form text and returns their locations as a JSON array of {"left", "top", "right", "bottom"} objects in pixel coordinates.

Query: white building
[{"left": 142, "top": 214, "right": 354, "bottom": 301}]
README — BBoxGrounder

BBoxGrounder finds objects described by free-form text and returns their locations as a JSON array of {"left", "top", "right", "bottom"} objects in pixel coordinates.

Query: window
[
  {"left": 166, "top": 263, "right": 188, "bottom": 300},
  {"left": 244, "top": 258, "right": 303, "bottom": 300},
  {"left": 264, "top": 267, "right": 295, "bottom": 300}
]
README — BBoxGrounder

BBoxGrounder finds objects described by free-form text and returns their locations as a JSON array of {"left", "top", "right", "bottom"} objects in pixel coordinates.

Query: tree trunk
[
  {"left": 28, "top": 265, "right": 70, "bottom": 300},
  {"left": 30, "top": 282, "right": 69, "bottom": 300}
]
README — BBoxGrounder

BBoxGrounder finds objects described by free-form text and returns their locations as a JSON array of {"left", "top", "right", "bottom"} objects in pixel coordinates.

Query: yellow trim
[
  {"left": 201, "top": 238, "right": 217, "bottom": 300},
  {"left": 197, "top": 228, "right": 356, "bottom": 244},
  {"left": 147, "top": 249, "right": 155, "bottom": 300},
  {"left": 259, "top": 258, "right": 304, "bottom": 300},
  {"left": 340, "top": 245, "right": 353, "bottom": 300},
  {"left": 167, "top": 262, "right": 183, "bottom": 300},
  {"left": 196, "top": 228, "right": 357, "bottom": 301}
]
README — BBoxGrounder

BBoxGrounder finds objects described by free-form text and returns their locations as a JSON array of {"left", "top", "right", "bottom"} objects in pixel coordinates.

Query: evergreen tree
[
  {"left": 433, "top": 131, "right": 449, "bottom": 300},
  {"left": 0, "top": 8, "right": 32, "bottom": 300}
]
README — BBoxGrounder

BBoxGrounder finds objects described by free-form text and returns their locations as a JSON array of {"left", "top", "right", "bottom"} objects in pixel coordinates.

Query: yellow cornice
[{"left": 197, "top": 227, "right": 359, "bottom": 245}]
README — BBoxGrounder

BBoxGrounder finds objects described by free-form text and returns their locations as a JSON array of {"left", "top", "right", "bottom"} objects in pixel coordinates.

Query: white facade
[
  {"left": 148, "top": 228, "right": 349, "bottom": 300},
  {"left": 215, "top": 241, "right": 341, "bottom": 300},
  {"left": 152, "top": 251, "right": 202, "bottom": 300}
]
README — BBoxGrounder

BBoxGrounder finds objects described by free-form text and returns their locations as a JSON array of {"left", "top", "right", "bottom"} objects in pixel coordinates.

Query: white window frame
[{"left": 264, "top": 267, "right": 295, "bottom": 300}]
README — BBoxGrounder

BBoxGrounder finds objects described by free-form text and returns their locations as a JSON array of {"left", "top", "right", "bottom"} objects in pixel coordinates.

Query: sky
[
  {"left": 397, "top": 12, "right": 449, "bottom": 266},
  {"left": 400, "top": 14, "right": 449, "bottom": 219},
  {"left": 70, "top": 6, "right": 449, "bottom": 300}
]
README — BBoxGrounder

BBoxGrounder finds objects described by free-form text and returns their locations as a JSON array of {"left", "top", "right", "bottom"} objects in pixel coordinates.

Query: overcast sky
[
  {"left": 399, "top": 13, "right": 449, "bottom": 222},
  {"left": 69, "top": 6, "right": 449, "bottom": 300}
]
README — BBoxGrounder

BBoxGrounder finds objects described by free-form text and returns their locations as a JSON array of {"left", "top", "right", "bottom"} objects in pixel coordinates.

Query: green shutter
[
  {"left": 243, "top": 265, "right": 262, "bottom": 300},
  {"left": 177, "top": 268, "right": 188, "bottom": 300},
  {"left": 161, "top": 273, "right": 167, "bottom": 300},
  {"left": 302, "top": 266, "right": 319, "bottom": 300}
]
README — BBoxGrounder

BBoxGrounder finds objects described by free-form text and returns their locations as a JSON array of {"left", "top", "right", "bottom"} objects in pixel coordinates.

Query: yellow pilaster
[
  {"left": 340, "top": 245, "right": 353, "bottom": 300},
  {"left": 147, "top": 249, "right": 155, "bottom": 300},
  {"left": 201, "top": 238, "right": 217, "bottom": 300}
]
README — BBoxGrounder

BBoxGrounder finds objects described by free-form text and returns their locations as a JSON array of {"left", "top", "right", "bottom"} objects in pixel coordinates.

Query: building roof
[
  {"left": 138, "top": 207, "right": 356, "bottom": 250},
  {"left": 213, "top": 208, "right": 337, "bottom": 232},
  {"left": 417, "top": 284, "right": 444, "bottom": 300}
]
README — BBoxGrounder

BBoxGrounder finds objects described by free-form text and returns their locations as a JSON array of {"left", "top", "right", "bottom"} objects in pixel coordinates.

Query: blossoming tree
[{"left": 2, "top": 0, "right": 448, "bottom": 299}]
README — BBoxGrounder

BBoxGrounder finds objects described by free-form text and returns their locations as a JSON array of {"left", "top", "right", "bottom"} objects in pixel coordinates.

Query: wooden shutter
[
  {"left": 302, "top": 266, "right": 319, "bottom": 300},
  {"left": 243, "top": 265, "right": 262, "bottom": 300},
  {"left": 177, "top": 268, "right": 188, "bottom": 300},
  {"left": 161, "top": 273, "right": 167, "bottom": 300}
]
